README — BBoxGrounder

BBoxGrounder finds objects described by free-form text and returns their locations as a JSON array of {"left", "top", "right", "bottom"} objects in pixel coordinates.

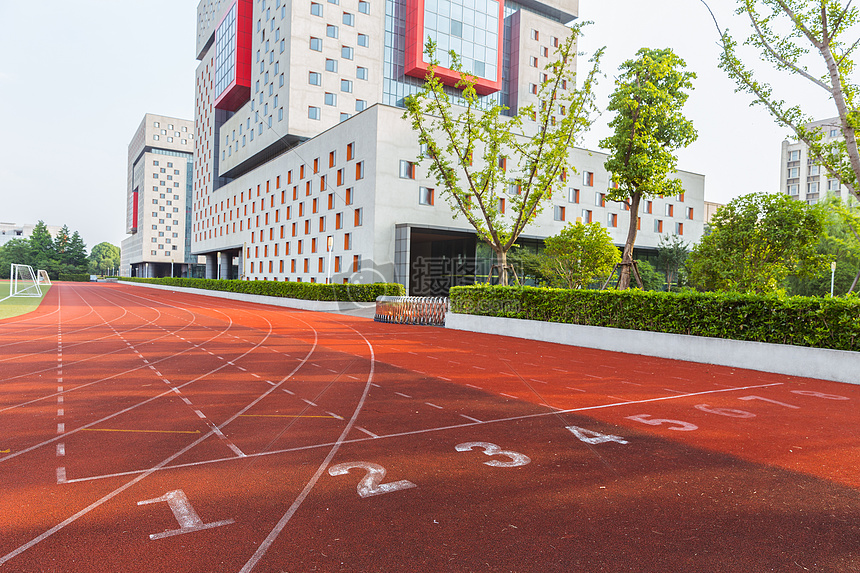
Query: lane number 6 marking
[
  {"left": 328, "top": 462, "right": 417, "bottom": 498},
  {"left": 455, "top": 442, "right": 531, "bottom": 467}
]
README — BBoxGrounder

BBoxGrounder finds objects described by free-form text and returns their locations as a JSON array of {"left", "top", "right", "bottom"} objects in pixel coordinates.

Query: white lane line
[
  {"left": 427, "top": 356, "right": 438, "bottom": 360},
  {"left": 194, "top": 410, "right": 206, "bottom": 419},
  {"left": 57, "top": 386, "right": 63, "bottom": 392},
  {"left": 57, "top": 409, "right": 64, "bottom": 417},
  {"left": 57, "top": 396, "right": 63, "bottom": 404},
  {"left": 439, "top": 376, "right": 451, "bottom": 381},
  {"left": 56, "top": 467, "right": 66, "bottom": 484},
  {"left": 465, "top": 384, "right": 482, "bottom": 390},
  {"left": 237, "top": 366, "right": 247, "bottom": 372},
  {"left": 347, "top": 375, "right": 359, "bottom": 380},
  {"left": 460, "top": 414, "right": 482, "bottom": 423},
  {"left": 663, "top": 388, "right": 686, "bottom": 394},
  {"left": 566, "top": 386, "right": 586, "bottom": 392},
  {"left": 301, "top": 399, "right": 318, "bottom": 407},
  {"left": 57, "top": 423, "right": 64, "bottom": 434},
  {"left": 499, "top": 393, "right": 518, "bottom": 399},
  {"left": 473, "top": 366, "right": 486, "bottom": 370},
  {"left": 552, "top": 368, "right": 567, "bottom": 372},
  {"left": 424, "top": 402, "right": 443, "bottom": 409},
  {"left": 181, "top": 397, "right": 192, "bottom": 405},
  {"left": 370, "top": 383, "right": 380, "bottom": 388},
  {"left": 325, "top": 411, "right": 343, "bottom": 420},
  {"left": 326, "top": 369, "right": 337, "bottom": 373},
  {"left": 282, "top": 389, "right": 295, "bottom": 395},
  {"left": 56, "top": 444, "right": 65, "bottom": 457},
  {"left": 266, "top": 381, "right": 276, "bottom": 386},
  {"left": 69, "top": 381, "right": 787, "bottom": 486},
  {"left": 355, "top": 426, "right": 379, "bottom": 438},
  {"left": 531, "top": 379, "right": 547, "bottom": 384},
  {"left": 394, "top": 392, "right": 412, "bottom": 398},
  {"left": 621, "top": 381, "right": 643, "bottom": 386},
  {"left": 251, "top": 373, "right": 261, "bottom": 379}
]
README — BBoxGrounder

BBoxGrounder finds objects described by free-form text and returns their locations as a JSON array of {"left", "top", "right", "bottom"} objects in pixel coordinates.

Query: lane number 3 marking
[
  {"left": 328, "top": 462, "right": 417, "bottom": 498},
  {"left": 455, "top": 442, "right": 531, "bottom": 467}
]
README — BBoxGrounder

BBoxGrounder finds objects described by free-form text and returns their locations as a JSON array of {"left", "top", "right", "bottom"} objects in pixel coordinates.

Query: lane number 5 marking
[
  {"left": 625, "top": 414, "right": 698, "bottom": 431},
  {"left": 328, "top": 462, "right": 417, "bottom": 498},
  {"left": 455, "top": 442, "right": 531, "bottom": 467}
]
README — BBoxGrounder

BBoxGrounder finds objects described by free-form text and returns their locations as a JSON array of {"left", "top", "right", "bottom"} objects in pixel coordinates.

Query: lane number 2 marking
[
  {"left": 625, "top": 414, "right": 698, "bottom": 431},
  {"left": 455, "top": 442, "right": 531, "bottom": 467},
  {"left": 137, "top": 490, "right": 234, "bottom": 540},
  {"left": 328, "top": 462, "right": 417, "bottom": 498},
  {"left": 566, "top": 426, "right": 629, "bottom": 445}
]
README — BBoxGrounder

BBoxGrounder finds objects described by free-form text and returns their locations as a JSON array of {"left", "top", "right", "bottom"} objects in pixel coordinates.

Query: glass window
[
  {"left": 419, "top": 187, "right": 434, "bottom": 206},
  {"left": 309, "top": 106, "right": 321, "bottom": 120},
  {"left": 342, "top": 45, "right": 353, "bottom": 59},
  {"left": 310, "top": 37, "right": 322, "bottom": 51},
  {"left": 399, "top": 160, "right": 415, "bottom": 179},
  {"left": 154, "top": 122, "right": 160, "bottom": 128},
  {"left": 325, "top": 92, "right": 337, "bottom": 106},
  {"left": 788, "top": 167, "right": 799, "bottom": 178},
  {"left": 326, "top": 25, "right": 338, "bottom": 38},
  {"left": 356, "top": 66, "right": 368, "bottom": 80},
  {"left": 343, "top": 12, "right": 354, "bottom": 25},
  {"left": 341, "top": 79, "right": 353, "bottom": 92},
  {"left": 357, "top": 34, "right": 368, "bottom": 47},
  {"left": 340, "top": 112, "right": 351, "bottom": 122},
  {"left": 358, "top": 0, "right": 369, "bottom": 13},
  {"left": 309, "top": 71, "right": 321, "bottom": 85},
  {"left": 355, "top": 99, "right": 366, "bottom": 111},
  {"left": 311, "top": 2, "right": 322, "bottom": 16},
  {"left": 326, "top": 59, "right": 338, "bottom": 72},
  {"left": 789, "top": 150, "right": 800, "bottom": 161}
]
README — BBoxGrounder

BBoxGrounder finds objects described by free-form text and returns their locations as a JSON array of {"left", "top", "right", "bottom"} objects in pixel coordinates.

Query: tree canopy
[
  {"left": 704, "top": 0, "right": 860, "bottom": 199},
  {"left": 600, "top": 47, "right": 698, "bottom": 289},
  {"left": 686, "top": 192, "right": 825, "bottom": 293},
  {"left": 536, "top": 222, "right": 621, "bottom": 289},
  {"left": 89, "top": 242, "right": 121, "bottom": 275},
  {"left": 0, "top": 221, "right": 88, "bottom": 279},
  {"left": 403, "top": 28, "right": 604, "bottom": 285}
]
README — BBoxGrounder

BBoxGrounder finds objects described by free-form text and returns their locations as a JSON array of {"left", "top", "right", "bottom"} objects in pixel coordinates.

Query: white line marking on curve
[{"left": 425, "top": 402, "right": 443, "bottom": 409}]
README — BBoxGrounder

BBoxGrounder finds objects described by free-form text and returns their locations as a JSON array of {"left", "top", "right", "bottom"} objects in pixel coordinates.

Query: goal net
[
  {"left": 37, "top": 269, "right": 52, "bottom": 286},
  {"left": 10, "top": 264, "right": 42, "bottom": 297}
]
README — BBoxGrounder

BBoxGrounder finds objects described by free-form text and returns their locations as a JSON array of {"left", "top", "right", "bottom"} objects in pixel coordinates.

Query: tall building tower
[
  {"left": 780, "top": 117, "right": 850, "bottom": 205},
  {"left": 120, "top": 114, "right": 198, "bottom": 278},
  {"left": 191, "top": 0, "right": 705, "bottom": 292}
]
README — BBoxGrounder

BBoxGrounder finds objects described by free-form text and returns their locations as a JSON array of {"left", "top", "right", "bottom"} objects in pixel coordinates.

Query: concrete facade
[
  {"left": 192, "top": 0, "right": 707, "bottom": 291},
  {"left": 0, "top": 223, "right": 62, "bottom": 247},
  {"left": 780, "top": 117, "right": 852, "bottom": 205},
  {"left": 120, "top": 114, "right": 200, "bottom": 278}
]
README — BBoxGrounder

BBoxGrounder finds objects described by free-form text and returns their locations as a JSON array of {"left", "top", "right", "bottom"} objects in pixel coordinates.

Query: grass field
[{"left": 0, "top": 280, "right": 50, "bottom": 320}]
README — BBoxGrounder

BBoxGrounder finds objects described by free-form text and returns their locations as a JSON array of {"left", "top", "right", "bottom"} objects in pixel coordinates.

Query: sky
[{"left": 0, "top": 0, "right": 843, "bottom": 250}]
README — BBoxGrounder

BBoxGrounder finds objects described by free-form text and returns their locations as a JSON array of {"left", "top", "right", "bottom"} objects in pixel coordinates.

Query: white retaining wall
[{"left": 445, "top": 313, "right": 860, "bottom": 385}]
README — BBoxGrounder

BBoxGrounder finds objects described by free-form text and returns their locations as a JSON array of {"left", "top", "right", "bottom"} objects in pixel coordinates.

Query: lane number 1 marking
[
  {"left": 137, "top": 490, "right": 234, "bottom": 540},
  {"left": 455, "top": 442, "right": 531, "bottom": 467},
  {"left": 328, "top": 462, "right": 417, "bottom": 498}
]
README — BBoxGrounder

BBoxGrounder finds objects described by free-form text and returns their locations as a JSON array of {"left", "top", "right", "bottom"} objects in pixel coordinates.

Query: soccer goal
[
  {"left": 37, "top": 269, "right": 52, "bottom": 286},
  {"left": 10, "top": 264, "right": 42, "bottom": 297}
]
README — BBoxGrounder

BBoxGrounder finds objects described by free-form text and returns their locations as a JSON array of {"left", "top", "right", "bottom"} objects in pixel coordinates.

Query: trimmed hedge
[
  {"left": 450, "top": 285, "right": 860, "bottom": 352},
  {"left": 58, "top": 274, "right": 90, "bottom": 282},
  {"left": 120, "top": 277, "right": 405, "bottom": 302}
]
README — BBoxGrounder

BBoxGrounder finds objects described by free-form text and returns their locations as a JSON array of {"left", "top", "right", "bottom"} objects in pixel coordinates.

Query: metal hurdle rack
[{"left": 374, "top": 296, "right": 449, "bottom": 326}]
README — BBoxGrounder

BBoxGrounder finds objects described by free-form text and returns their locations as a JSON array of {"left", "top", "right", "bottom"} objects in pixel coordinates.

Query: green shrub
[
  {"left": 450, "top": 284, "right": 860, "bottom": 351},
  {"left": 58, "top": 274, "right": 91, "bottom": 282},
  {"left": 120, "top": 277, "right": 405, "bottom": 302}
]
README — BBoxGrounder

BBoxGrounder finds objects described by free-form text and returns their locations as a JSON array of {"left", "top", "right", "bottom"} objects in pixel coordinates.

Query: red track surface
[{"left": 1, "top": 283, "right": 858, "bottom": 572}]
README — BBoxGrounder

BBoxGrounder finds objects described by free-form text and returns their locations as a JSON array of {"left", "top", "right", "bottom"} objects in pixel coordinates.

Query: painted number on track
[
  {"left": 625, "top": 414, "right": 698, "bottom": 431},
  {"left": 791, "top": 390, "right": 849, "bottom": 400},
  {"left": 455, "top": 442, "right": 531, "bottom": 467},
  {"left": 694, "top": 404, "right": 756, "bottom": 419},
  {"left": 137, "top": 490, "right": 235, "bottom": 540},
  {"left": 566, "top": 426, "right": 629, "bottom": 445},
  {"left": 328, "top": 462, "right": 417, "bottom": 498}
]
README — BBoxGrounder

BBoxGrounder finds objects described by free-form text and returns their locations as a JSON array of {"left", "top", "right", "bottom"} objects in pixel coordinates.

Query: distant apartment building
[
  {"left": 0, "top": 223, "right": 63, "bottom": 247},
  {"left": 120, "top": 114, "right": 201, "bottom": 278},
  {"left": 190, "top": 0, "right": 707, "bottom": 293},
  {"left": 780, "top": 117, "right": 851, "bottom": 204}
]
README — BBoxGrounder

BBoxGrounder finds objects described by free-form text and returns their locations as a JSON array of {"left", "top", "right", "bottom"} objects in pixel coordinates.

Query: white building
[
  {"left": 191, "top": 0, "right": 706, "bottom": 293},
  {"left": 780, "top": 117, "right": 851, "bottom": 204},
  {"left": 120, "top": 114, "right": 200, "bottom": 278},
  {"left": 0, "top": 223, "right": 62, "bottom": 247}
]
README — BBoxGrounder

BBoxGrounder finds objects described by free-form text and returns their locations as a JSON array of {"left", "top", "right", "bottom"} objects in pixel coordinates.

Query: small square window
[
  {"left": 357, "top": 34, "right": 368, "bottom": 47},
  {"left": 309, "top": 71, "right": 321, "bottom": 85},
  {"left": 326, "top": 24, "right": 338, "bottom": 38},
  {"left": 554, "top": 205, "right": 565, "bottom": 221},
  {"left": 308, "top": 106, "right": 321, "bottom": 120},
  {"left": 358, "top": 1, "right": 369, "bottom": 13},
  {"left": 343, "top": 12, "right": 354, "bottom": 25},
  {"left": 341, "top": 79, "right": 353, "bottom": 92},
  {"left": 419, "top": 187, "right": 434, "bottom": 206},
  {"left": 311, "top": 2, "right": 322, "bottom": 16},
  {"left": 342, "top": 45, "right": 354, "bottom": 59},
  {"left": 356, "top": 66, "right": 368, "bottom": 80},
  {"left": 310, "top": 37, "right": 322, "bottom": 51},
  {"left": 355, "top": 99, "right": 366, "bottom": 112},
  {"left": 325, "top": 92, "right": 337, "bottom": 106}
]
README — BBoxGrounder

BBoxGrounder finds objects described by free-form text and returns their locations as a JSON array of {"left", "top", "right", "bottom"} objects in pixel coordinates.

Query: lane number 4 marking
[
  {"left": 137, "top": 490, "right": 235, "bottom": 540},
  {"left": 566, "top": 426, "right": 629, "bottom": 445}
]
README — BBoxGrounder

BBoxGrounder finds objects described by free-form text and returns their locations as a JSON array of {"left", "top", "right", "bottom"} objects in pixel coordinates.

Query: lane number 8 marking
[
  {"left": 455, "top": 442, "right": 531, "bottom": 467},
  {"left": 791, "top": 390, "right": 849, "bottom": 400},
  {"left": 328, "top": 462, "right": 417, "bottom": 498}
]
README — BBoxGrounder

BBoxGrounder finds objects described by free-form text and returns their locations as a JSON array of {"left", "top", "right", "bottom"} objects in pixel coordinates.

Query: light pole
[
  {"left": 830, "top": 261, "right": 837, "bottom": 297},
  {"left": 171, "top": 259, "right": 175, "bottom": 278},
  {"left": 326, "top": 236, "right": 334, "bottom": 284}
]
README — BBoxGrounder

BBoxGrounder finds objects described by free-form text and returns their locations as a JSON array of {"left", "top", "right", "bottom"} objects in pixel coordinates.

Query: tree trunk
[
  {"left": 618, "top": 192, "right": 642, "bottom": 290},
  {"left": 496, "top": 248, "right": 508, "bottom": 286},
  {"left": 848, "top": 267, "right": 860, "bottom": 295}
]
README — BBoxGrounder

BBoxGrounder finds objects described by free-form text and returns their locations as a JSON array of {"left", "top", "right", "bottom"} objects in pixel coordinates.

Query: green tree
[
  {"left": 703, "top": 0, "right": 860, "bottom": 200},
  {"left": 89, "top": 242, "right": 121, "bottom": 275},
  {"left": 403, "top": 29, "right": 604, "bottom": 285},
  {"left": 0, "top": 238, "right": 33, "bottom": 278},
  {"left": 28, "top": 221, "right": 56, "bottom": 276},
  {"left": 536, "top": 222, "right": 620, "bottom": 289},
  {"left": 600, "top": 48, "right": 698, "bottom": 290},
  {"left": 687, "top": 192, "right": 825, "bottom": 293},
  {"left": 788, "top": 195, "right": 860, "bottom": 295},
  {"left": 66, "top": 231, "right": 88, "bottom": 271},
  {"left": 633, "top": 259, "right": 666, "bottom": 291},
  {"left": 657, "top": 234, "right": 690, "bottom": 291}
]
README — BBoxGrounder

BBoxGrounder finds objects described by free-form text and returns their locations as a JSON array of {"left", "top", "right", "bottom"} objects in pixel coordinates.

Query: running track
[{"left": 1, "top": 283, "right": 858, "bottom": 572}]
